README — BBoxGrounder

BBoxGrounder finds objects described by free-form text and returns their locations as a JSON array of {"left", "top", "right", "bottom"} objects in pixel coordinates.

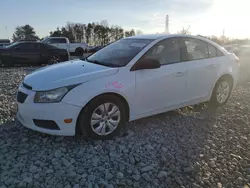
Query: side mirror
[{"left": 131, "top": 58, "right": 161, "bottom": 71}]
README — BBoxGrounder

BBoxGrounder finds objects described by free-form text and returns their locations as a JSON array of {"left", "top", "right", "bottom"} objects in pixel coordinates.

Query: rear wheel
[
  {"left": 0, "top": 60, "right": 3, "bottom": 67},
  {"left": 78, "top": 95, "right": 126, "bottom": 140},
  {"left": 47, "top": 56, "right": 60, "bottom": 65},
  {"left": 75, "top": 48, "right": 84, "bottom": 56},
  {"left": 209, "top": 77, "right": 233, "bottom": 107}
]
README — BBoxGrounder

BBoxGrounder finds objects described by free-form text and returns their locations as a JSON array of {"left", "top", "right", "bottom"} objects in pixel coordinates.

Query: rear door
[
  {"left": 181, "top": 38, "right": 220, "bottom": 101},
  {"left": 11, "top": 43, "right": 41, "bottom": 65}
]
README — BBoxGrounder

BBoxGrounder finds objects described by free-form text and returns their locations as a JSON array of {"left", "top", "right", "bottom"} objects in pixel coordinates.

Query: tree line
[
  {"left": 12, "top": 20, "right": 143, "bottom": 46},
  {"left": 11, "top": 22, "right": 250, "bottom": 46}
]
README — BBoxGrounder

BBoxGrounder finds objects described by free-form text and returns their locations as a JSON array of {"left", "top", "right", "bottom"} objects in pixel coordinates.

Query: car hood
[{"left": 23, "top": 60, "right": 119, "bottom": 91}]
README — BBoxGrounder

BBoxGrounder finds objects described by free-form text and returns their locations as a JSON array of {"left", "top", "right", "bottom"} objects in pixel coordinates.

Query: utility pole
[
  {"left": 222, "top": 28, "right": 225, "bottom": 45},
  {"left": 165, "top": 15, "right": 169, "bottom": 34}
]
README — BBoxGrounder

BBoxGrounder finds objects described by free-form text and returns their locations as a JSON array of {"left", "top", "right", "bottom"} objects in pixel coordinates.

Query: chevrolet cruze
[{"left": 16, "top": 34, "right": 239, "bottom": 139}]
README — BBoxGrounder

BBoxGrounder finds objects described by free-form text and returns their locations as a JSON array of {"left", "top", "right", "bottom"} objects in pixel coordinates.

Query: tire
[
  {"left": 209, "top": 77, "right": 233, "bottom": 107},
  {"left": 75, "top": 48, "right": 84, "bottom": 56},
  {"left": 47, "top": 56, "right": 60, "bottom": 65},
  {"left": 0, "top": 59, "right": 3, "bottom": 67},
  {"left": 78, "top": 95, "right": 126, "bottom": 140}
]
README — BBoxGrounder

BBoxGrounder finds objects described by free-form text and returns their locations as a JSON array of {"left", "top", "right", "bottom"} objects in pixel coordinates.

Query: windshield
[
  {"left": 85, "top": 38, "right": 153, "bottom": 67},
  {"left": 5, "top": 42, "right": 19, "bottom": 49},
  {"left": 40, "top": 37, "right": 49, "bottom": 43}
]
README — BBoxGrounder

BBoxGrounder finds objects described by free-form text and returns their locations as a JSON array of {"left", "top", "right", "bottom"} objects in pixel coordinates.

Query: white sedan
[{"left": 16, "top": 34, "right": 239, "bottom": 139}]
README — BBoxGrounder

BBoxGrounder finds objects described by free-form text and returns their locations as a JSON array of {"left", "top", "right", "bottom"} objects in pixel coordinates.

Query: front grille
[
  {"left": 17, "top": 91, "right": 28, "bottom": 103},
  {"left": 33, "top": 119, "right": 60, "bottom": 130},
  {"left": 23, "top": 83, "right": 32, "bottom": 90}
]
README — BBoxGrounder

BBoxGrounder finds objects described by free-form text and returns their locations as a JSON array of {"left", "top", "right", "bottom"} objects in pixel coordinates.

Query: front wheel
[
  {"left": 78, "top": 95, "right": 126, "bottom": 140},
  {"left": 209, "top": 77, "right": 233, "bottom": 107}
]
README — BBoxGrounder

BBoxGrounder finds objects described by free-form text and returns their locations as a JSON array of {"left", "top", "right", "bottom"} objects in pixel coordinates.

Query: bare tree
[{"left": 49, "top": 21, "right": 139, "bottom": 45}]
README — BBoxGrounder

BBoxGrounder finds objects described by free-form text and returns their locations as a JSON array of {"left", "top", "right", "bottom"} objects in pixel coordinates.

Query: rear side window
[
  {"left": 184, "top": 38, "right": 209, "bottom": 60},
  {"left": 208, "top": 43, "right": 224, "bottom": 57},
  {"left": 216, "top": 49, "right": 224, "bottom": 57},
  {"left": 208, "top": 44, "right": 217, "bottom": 58}
]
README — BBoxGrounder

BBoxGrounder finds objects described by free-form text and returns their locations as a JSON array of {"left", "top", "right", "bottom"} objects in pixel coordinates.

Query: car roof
[
  {"left": 126, "top": 34, "right": 225, "bottom": 51},
  {"left": 127, "top": 34, "right": 208, "bottom": 40},
  {"left": 48, "top": 37, "right": 67, "bottom": 39},
  {"left": 17, "top": 41, "right": 40, "bottom": 44}
]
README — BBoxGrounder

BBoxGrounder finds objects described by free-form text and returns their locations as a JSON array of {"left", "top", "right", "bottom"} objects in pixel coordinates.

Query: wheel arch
[
  {"left": 75, "top": 47, "right": 83, "bottom": 52},
  {"left": 75, "top": 92, "right": 130, "bottom": 134},
  {"left": 209, "top": 73, "right": 234, "bottom": 99},
  {"left": 216, "top": 74, "right": 234, "bottom": 87}
]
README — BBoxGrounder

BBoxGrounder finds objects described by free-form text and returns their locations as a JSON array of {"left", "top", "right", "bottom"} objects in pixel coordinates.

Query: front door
[
  {"left": 11, "top": 43, "right": 41, "bottom": 65},
  {"left": 134, "top": 38, "right": 188, "bottom": 116}
]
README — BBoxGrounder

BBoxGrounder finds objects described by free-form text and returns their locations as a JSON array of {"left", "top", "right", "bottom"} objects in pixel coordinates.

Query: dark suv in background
[
  {"left": 0, "top": 41, "right": 69, "bottom": 66},
  {"left": 0, "top": 39, "right": 11, "bottom": 48}
]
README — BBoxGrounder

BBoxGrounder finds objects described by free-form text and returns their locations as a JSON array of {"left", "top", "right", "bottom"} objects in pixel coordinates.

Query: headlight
[{"left": 34, "top": 84, "right": 79, "bottom": 103}]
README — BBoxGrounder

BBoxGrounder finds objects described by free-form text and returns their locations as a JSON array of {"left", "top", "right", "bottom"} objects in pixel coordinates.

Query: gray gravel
[{"left": 0, "top": 57, "right": 250, "bottom": 188}]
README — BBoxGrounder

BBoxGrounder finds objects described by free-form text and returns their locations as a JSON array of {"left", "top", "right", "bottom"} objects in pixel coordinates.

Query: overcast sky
[{"left": 0, "top": 0, "right": 249, "bottom": 39}]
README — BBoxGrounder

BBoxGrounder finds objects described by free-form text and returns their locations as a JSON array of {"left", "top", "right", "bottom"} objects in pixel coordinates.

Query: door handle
[{"left": 174, "top": 72, "right": 184, "bottom": 77}]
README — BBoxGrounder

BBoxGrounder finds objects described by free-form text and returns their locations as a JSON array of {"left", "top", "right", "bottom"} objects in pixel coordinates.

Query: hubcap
[
  {"left": 216, "top": 81, "right": 230, "bottom": 104},
  {"left": 91, "top": 103, "right": 121, "bottom": 136}
]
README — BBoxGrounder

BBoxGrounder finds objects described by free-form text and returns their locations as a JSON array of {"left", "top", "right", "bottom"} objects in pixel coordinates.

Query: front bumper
[{"left": 16, "top": 86, "right": 82, "bottom": 136}]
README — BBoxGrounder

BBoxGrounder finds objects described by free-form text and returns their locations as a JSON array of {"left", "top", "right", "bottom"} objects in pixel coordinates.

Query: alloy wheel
[
  {"left": 90, "top": 103, "right": 121, "bottom": 136},
  {"left": 216, "top": 81, "right": 230, "bottom": 104}
]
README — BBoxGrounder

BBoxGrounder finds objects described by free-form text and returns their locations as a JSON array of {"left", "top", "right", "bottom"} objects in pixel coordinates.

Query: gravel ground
[{"left": 0, "top": 57, "right": 250, "bottom": 188}]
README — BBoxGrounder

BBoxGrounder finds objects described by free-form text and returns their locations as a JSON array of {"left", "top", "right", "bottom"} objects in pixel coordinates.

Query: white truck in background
[{"left": 41, "top": 37, "right": 89, "bottom": 56}]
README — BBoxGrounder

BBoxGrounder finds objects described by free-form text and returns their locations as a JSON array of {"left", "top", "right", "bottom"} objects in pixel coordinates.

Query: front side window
[
  {"left": 58, "top": 38, "right": 67, "bottom": 43},
  {"left": 143, "top": 38, "right": 181, "bottom": 65},
  {"left": 44, "top": 43, "right": 59, "bottom": 49},
  {"left": 18, "top": 43, "right": 40, "bottom": 50},
  {"left": 47, "top": 39, "right": 61, "bottom": 44},
  {"left": 85, "top": 38, "right": 153, "bottom": 67},
  {"left": 184, "top": 38, "right": 209, "bottom": 60}
]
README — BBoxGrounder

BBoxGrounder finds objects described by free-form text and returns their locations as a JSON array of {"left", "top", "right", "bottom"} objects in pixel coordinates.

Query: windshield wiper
[
  {"left": 85, "top": 58, "right": 105, "bottom": 65},
  {"left": 83, "top": 58, "right": 119, "bottom": 67}
]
